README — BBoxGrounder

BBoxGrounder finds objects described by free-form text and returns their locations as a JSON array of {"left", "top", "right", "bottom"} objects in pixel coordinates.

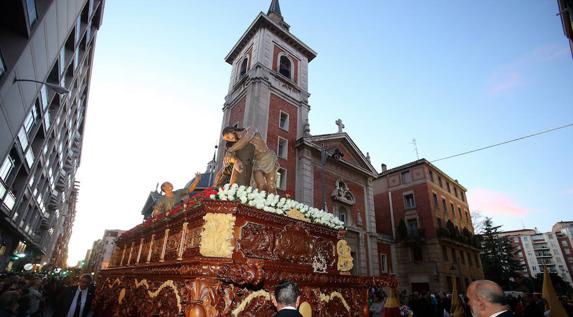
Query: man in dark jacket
[
  {"left": 467, "top": 280, "right": 514, "bottom": 317},
  {"left": 55, "top": 274, "right": 95, "bottom": 317},
  {"left": 272, "top": 280, "right": 303, "bottom": 317}
]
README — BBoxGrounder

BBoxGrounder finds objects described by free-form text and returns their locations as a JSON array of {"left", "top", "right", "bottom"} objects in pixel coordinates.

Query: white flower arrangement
[{"left": 209, "top": 183, "right": 346, "bottom": 230}]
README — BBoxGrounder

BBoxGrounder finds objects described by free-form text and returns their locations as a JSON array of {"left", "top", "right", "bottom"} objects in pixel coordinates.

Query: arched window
[
  {"left": 239, "top": 58, "right": 248, "bottom": 77},
  {"left": 279, "top": 55, "right": 292, "bottom": 79}
]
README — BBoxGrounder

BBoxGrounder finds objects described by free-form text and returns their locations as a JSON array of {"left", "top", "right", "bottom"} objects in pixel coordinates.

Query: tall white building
[{"left": 499, "top": 225, "right": 573, "bottom": 286}]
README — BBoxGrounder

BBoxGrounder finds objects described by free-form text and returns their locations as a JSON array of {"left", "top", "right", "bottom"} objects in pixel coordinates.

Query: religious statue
[
  {"left": 336, "top": 239, "right": 353, "bottom": 273},
  {"left": 222, "top": 126, "right": 279, "bottom": 193},
  {"left": 151, "top": 173, "right": 202, "bottom": 217},
  {"left": 214, "top": 142, "right": 255, "bottom": 188}
]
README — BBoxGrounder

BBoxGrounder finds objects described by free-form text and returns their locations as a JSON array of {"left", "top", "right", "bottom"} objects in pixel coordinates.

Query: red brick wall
[
  {"left": 228, "top": 96, "right": 246, "bottom": 128},
  {"left": 374, "top": 192, "right": 392, "bottom": 236},
  {"left": 272, "top": 45, "right": 299, "bottom": 83},
  {"left": 428, "top": 183, "right": 473, "bottom": 232},
  {"left": 267, "top": 93, "right": 298, "bottom": 195},
  {"left": 374, "top": 183, "right": 436, "bottom": 239},
  {"left": 377, "top": 242, "right": 393, "bottom": 274},
  {"left": 312, "top": 168, "right": 366, "bottom": 229}
]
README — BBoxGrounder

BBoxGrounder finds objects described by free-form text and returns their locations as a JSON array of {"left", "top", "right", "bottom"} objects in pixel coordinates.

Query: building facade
[
  {"left": 557, "top": 0, "right": 573, "bottom": 57},
  {"left": 373, "top": 159, "right": 484, "bottom": 293},
  {"left": 500, "top": 225, "right": 573, "bottom": 286},
  {"left": 217, "top": 0, "right": 384, "bottom": 276},
  {"left": 0, "top": 0, "right": 105, "bottom": 270},
  {"left": 85, "top": 229, "right": 123, "bottom": 274}
]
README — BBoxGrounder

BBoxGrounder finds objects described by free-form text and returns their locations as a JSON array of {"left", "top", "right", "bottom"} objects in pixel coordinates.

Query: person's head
[
  {"left": 272, "top": 280, "right": 301, "bottom": 310},
  {"left": 222, "top": 127, "right": 243, "bottom": 142},
  {"left": 160, "top": 182, "right": 173, "bottom": 194},
  {"left": 466, "top": 280, "right": 507, "bottom": 317},
  {"left": 0, "top": 290, "right": 20, "bottom": 312},
  {"left": 78, "top": 274, "right": 92, "bottom": 290}
]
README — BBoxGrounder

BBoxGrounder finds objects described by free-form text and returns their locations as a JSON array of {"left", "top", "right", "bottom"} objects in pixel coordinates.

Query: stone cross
[{"left": 335, "top": 119, "right": 345, "bottom": 133}]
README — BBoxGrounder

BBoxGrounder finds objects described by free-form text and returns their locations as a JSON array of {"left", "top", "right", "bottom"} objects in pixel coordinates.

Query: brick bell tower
[{"left": 218, "top": 0, "right": 317, "bottom": 195}]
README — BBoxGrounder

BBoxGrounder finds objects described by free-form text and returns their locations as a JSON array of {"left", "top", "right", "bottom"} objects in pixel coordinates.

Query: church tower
[{"left": 218, "top": 0, "right": 317, "bottom": 195}]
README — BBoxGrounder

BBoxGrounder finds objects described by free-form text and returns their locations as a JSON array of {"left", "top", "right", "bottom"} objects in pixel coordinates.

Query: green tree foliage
[
  {"left": 517, "top": 273, "right": 573, "bottom": 295},
  {"left": 479, "top": 217, "right": 524, "bottom": 289}
]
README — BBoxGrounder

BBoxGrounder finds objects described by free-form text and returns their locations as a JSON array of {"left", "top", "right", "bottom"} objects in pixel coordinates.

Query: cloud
[
  {"left": 487, "top": 43, "right": 568, "bottom": 96},
  {"left": 489, "top": 71, "right": 522, "bottom": 94},
  {"left": 468, "top": 188, "right": 528, "bottom": 216},
  {"left": 563, "top": 187, "right": 573, "bottom": 195}
]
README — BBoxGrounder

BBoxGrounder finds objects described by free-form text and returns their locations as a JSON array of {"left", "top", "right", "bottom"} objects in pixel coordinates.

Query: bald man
[{"left": 466, "top": 280, "right": 514, "bottom": 317}]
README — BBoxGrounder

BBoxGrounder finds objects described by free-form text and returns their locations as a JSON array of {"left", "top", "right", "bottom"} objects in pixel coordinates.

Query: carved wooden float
[{"left": 94, "top": 200, "right": 397, "bottom": 317}]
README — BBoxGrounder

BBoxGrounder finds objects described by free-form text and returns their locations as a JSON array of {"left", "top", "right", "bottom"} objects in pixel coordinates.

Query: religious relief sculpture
[
  {"left": 151, "top": 173, "right": 202, "bottom": 217},
  {"left": 336, "top": 239, "right": 353, "bottom": 274},
  {"left": 331, "top": 180, "right": 356, "bottom": 206},
  {"left": 199, "top": 213, "right": 236, "bottom": 258},
  {"left": 222, "top": 126, "right": 279, "bottom": 193}
]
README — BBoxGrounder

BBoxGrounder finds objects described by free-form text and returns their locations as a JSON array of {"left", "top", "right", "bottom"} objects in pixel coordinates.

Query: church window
[
  {"left": 338, "top": 207, "right": 348, "bottom": 225},
  {"left": 279, "top": 55, "right": 292, "bottom": 79},
  {"left": 380, "top": 254, "right": 388, "bottom": 273},
  {"left": 276, "top": 168, "right": 286, "bottom": 190},
  {"left": 277, "top": 137, "right": 288, "bottom": 159},
  {"left": 279, "top": 111, "right": 289, "bottom": 130},
  {"left": 239, "top": 57, "right": 248, "bottom": 77}
]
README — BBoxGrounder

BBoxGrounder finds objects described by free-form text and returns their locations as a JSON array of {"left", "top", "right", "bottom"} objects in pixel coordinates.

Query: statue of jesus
[{"left": 222, "top": 126, "right": 279, "bottom": 193}]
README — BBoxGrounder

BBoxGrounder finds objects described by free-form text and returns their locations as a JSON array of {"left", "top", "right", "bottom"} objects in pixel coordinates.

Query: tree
[
  {"left": 518, "top": 273, "right": 573, "bottom": 295},
  {"left": 471, "top": 211, "right": 485, "bottom": 233},
  {"left": 479, "top": 217, "right": 524, "bottom": 289}
]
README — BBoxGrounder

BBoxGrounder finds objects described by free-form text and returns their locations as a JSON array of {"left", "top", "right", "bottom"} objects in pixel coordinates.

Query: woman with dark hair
[{"left": 222, "top": 126, "right": 279, "bottom": 193}]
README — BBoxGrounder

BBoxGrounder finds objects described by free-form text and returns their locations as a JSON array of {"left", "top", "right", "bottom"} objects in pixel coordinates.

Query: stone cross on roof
[{"left": 335, "top": 119, "right": 345, "bottom": 133}]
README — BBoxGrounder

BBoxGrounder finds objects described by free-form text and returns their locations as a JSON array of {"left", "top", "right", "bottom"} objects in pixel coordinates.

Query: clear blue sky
[{"left": 67, "top": 0, "right": 573, "bottom": 265}]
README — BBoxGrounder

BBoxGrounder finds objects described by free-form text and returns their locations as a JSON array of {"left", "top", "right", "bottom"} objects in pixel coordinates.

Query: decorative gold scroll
[
  {"left": 231, "top": 289, "right": 270, "bottom": 317},
  {"left": 319, "top": 291, "right": 350, "bottom": 311},
  {"left": 134, "top": 279, "right": 182, "bottom": 313}
]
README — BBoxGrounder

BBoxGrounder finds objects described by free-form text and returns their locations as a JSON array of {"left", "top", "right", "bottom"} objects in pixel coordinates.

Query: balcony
[{"left": 436, "top": 222, "right": 481, "bottom": 249}]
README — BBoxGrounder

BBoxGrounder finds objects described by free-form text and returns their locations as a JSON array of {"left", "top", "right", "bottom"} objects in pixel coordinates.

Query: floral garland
[
  {"left": 211, "top": 184, "right": 345, "bottom": 230},
  {"left": 137, "top": 184, "right": 345, "bottom": 233}
]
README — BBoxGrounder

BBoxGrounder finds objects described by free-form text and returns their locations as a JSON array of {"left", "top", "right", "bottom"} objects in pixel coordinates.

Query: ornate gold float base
[{"left": 94, "top": 201, "right": 397, "bottom": 316}]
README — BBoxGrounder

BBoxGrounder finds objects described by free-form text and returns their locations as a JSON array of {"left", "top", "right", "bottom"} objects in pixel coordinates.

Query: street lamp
[{"left": 13, "top": 77, "right": 70, "bottom": 95}]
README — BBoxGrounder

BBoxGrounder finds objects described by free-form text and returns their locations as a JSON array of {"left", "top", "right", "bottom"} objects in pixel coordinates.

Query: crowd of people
[
  {"left": 2, "top": 273, "right": 573, "bottom": 317},
  {"left": 0, "top": 272, "right": 94, "bottom": 317},
  {"left": 368, "top": 283, "right": 573, "bottom": 317}
]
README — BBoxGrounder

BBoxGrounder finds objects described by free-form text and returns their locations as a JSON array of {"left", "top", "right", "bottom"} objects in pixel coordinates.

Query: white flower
[
  {"left": 209, "top": 194, "right": 216, "bottom": 199},
  {"left": 223, "top": 184, "right": 230, "bottom": 190}
]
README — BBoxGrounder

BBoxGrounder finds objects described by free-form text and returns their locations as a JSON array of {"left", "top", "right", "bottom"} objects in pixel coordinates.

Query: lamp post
[{"left": 13, "top": 77, "right": 70, "bottom": 95}]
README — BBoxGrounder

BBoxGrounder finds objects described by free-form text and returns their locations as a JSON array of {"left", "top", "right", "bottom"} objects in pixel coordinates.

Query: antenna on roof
[
  {"left": 411, "top": 138, "right": 420, "bottom": 160},
  {"left": 155, "top": 182, "right": 159, "bottom": 193}
]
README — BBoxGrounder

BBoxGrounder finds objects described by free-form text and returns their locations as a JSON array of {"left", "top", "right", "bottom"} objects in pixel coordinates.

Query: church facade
[{"left": 217, "top": 1, "right": 388, "bottom": 277}]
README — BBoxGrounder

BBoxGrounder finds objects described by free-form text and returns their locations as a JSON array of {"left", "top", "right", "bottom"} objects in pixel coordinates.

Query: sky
[{"left": 67, "top": 0, "right": 573, "bottom": 266}]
